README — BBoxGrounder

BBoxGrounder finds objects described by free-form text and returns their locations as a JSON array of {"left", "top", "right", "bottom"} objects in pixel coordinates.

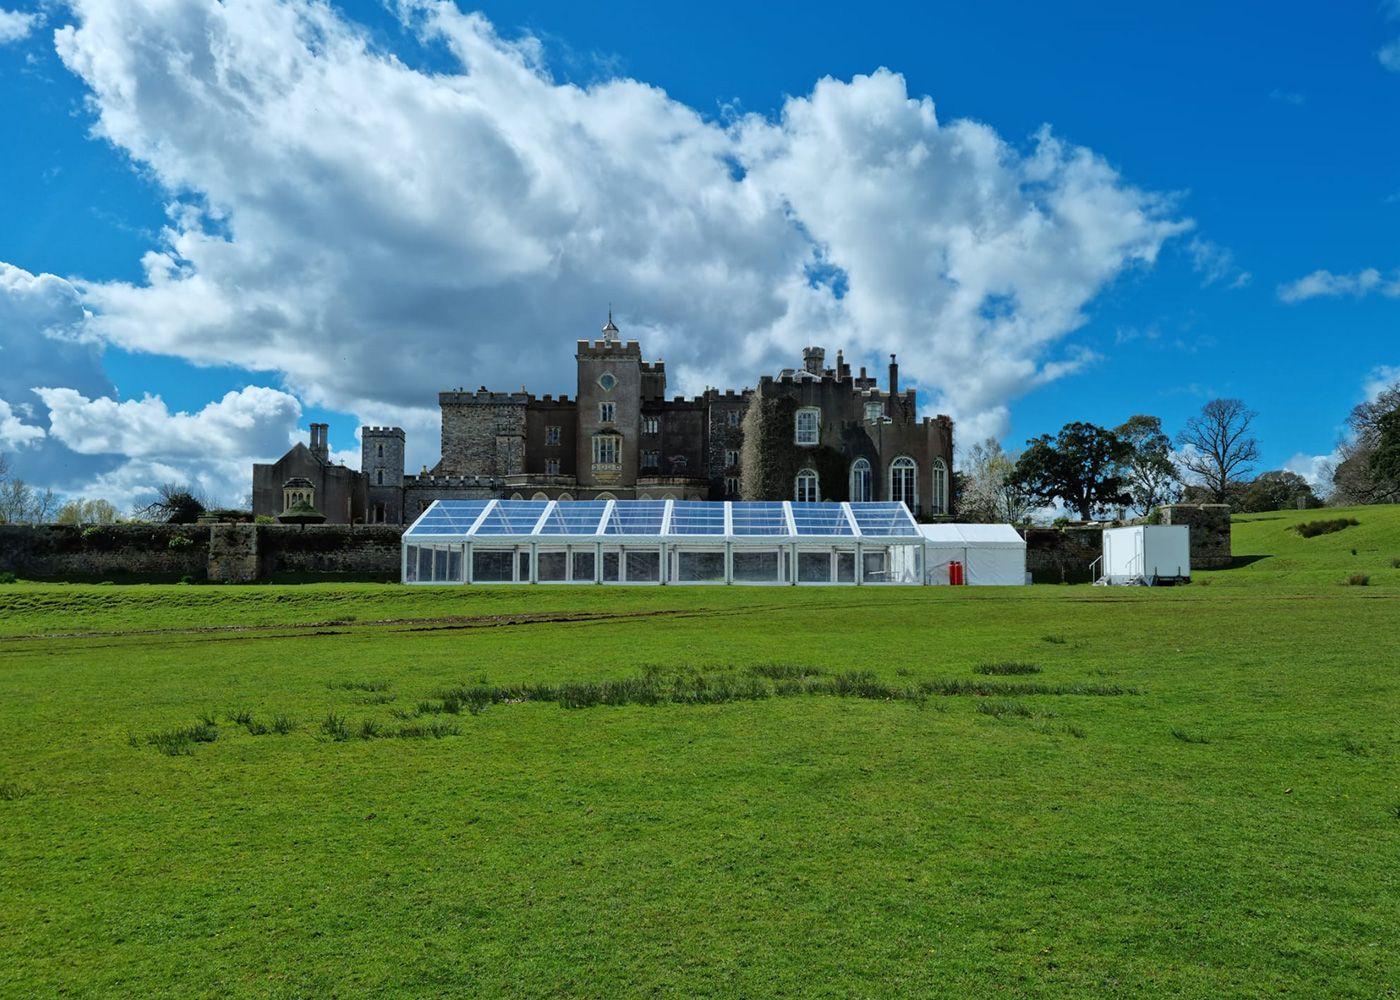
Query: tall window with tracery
[
  {"left": 931, "top": 457, "right": 948, "bottom": 515},
  {"left": 890, "top": 456, "right": 917, "bottom": 511},
  {"left": 849, "top": 458, "right": 871, "bottom": 503},
  {"left": 795, "top": 468, "right": 820, "bottom": 503}
]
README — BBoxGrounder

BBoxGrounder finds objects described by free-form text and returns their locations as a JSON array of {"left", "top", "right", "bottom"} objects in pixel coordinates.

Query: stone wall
[
  {"left": 0, "top": 523, "right": 404, "bottom": 583},
  {"left": 0, "top": 524, "right": 210, "bottom": 581},
  {"left": 1022, "top": 527, "right": 1104, "bottom": 584},
  {"left": 257, "top": 524, "right": 402, "bottom": 580},
  {"left": 1021, "top": 507, "right": 1234, "bottom": 582},
  {"left": 1158, "top": 504, "right": 1233, "bottom": 568}
]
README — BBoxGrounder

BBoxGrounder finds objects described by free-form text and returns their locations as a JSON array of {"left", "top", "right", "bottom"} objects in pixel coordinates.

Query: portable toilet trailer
[{"left": 1099, "top": 525, "right": 1191, "bottom": 586}]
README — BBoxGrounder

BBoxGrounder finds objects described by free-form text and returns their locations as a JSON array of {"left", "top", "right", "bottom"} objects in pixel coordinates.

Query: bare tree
[
  {"left": 133, "top": 483, "right": 209, "bottom": 524},
  {"left": 1176, "top": 399, "right": 1260, "bottom": 503}
]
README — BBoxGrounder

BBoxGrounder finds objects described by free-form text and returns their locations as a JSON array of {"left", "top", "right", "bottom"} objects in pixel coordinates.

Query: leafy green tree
[
  {"left": 1331, "top": 379, "right": 1400, "bottom": 505},
  {"left": 1012, "top": 422, "right": 1132, "bottom": 521},
  {"left": 1238, "top": 471, "right": 1319, "bottom": 513},
  {"left": 56, "top": 499, "right": 121, "bottom": 525},
  {"left": 1368, "top": 407, "right": 1400, "bottom": 488},
  {"left": 1114, "top": 415, "right": 1180, "bottom": 515}
]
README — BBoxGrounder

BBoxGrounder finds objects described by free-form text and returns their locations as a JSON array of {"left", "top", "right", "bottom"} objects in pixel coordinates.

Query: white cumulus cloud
[
  {"left": 0, "top": 7, "right": 38, "bottom": 44},
  {"left": 45, "top": 0, "right": 1187, "bottom": 453},
  {"left": 35, "top": 385, "right": 302, "bottom": 460},
  {"left": 1278, "top": 267, "right": 1400, "bottom": 303},
  {"left": 0, "top": 397, "right": 45, "bottom": 448}
]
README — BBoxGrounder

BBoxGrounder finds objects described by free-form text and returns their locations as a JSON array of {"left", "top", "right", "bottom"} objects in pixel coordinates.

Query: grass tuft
[
  {"left": 1064, "top": 724, "right": 1087, "bottom": 739},
  {"left": 1341, "top": 736, "right": 1370, "bottom": 758},
  {"left": 144, "top": 719, "right": 218, "bottom": 756},
  {"left": 270, "top": 714, "right": 297, "bottom": 735},
  {"left": 746, "top": 663, "right": 825, "bottom": 680},
  {"left": 1294, "top": 517, "right": 1359, "bottom": 538},
  {"left": 1041, "top": 634, "right": 1068, "bottom": 645},
  {"left": 1347, "top": 573, "right": 1369, "bottom": 587},
  {"left": 0, "top": 781, "right": 33, "bottom": 801},
  {"left": 1170, "top": 726, "right": 1210, "bottom": 745},
  {"left": 358, "top": 719, "right": 384, "bottom": 740},
  {"left": 396, "top": 720, "right": 461, "bottom": 739},
  {"left": 974, "top": 661, "right": 1042, "bottom": 676},
  {"left": 320, "top": 713, "right": 349, "bottom": 741},
  {"left": 977, "top": 699, "right": 1034, "bottom": 719},
  {"left": 329, "top": 679, "right": 391, "bottom": 693}
]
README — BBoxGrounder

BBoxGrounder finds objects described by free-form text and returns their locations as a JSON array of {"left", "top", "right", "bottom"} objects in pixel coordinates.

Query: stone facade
[
  {"left": 741, "top": 352, "right": 953, "bottom": 511},
  {"left": 1159, "top": 503, "right": 1233, "bottom": 569},
  {"left": 252, "top": 423, "right": 366, "bottom": 525},
  {"left": 252, "top": 316, "right": 956, "bottom": 523}
]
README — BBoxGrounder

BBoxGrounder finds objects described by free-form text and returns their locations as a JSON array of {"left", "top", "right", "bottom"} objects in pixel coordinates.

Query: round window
[{"left": 598, "top": 372, "right": 617, "bottom": 391}]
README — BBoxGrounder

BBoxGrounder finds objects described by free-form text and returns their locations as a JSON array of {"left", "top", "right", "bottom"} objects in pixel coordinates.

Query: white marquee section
[
  {"left": 918, "top": 523, "right": 1028, "bottom": 586},
  {"left": 403, "top": 499, "right": 926, "bottom": 585}
]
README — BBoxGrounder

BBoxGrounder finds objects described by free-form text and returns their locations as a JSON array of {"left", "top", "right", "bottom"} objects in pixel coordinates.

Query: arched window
[
  {"left": 375, "top": 469, "right": 384, "bottom": 486},
  {"left": 531, "top": 492, "right": 549, "bottom": 501},
  {"left": 795, "top": 468, "right": 820, "bottom": 503},
  {"left": 376, "top": 443, "right": 383, "bottom": 459},
  {"left": 890, "top": 456, "right": 917, "bottom": 511},
  {"left": 794, "top": 407, "right": 820, "bottom": 446},
  {"left": 510, "top": 492, "right": 524, "bottom": 500},
  {"left": 849, "top": 458, "right": 872, "bottom": 503},
  {"left": 931, "top": 457, "right": 948, "bottom": 515},
  {"left": 558, "top": 492, "right": 574, "bottom": 501}
]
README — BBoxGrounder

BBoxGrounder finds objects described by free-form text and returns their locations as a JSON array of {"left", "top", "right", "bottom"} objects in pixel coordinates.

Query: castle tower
[
  {"left": 576, "top": 314, "right": 642, "bottom": 490},
  {"left": 362, "top": 426, "right": 405, "bottom": 524}
]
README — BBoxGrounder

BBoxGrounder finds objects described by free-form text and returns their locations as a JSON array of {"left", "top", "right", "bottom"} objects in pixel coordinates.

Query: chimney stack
[
  {"left": 888, "top": 354, "right": 899, "bottom": 396},
  {"left": 310, "top": 423, "right": 329, "bottom": 462}
]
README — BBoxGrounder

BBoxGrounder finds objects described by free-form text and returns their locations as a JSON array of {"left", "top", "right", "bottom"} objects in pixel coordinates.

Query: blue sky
[{"left": 0, "top": 1, "right": 1397, "bottom": 505}]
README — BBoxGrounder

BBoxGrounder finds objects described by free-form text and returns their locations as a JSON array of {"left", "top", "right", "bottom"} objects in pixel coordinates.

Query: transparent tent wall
[
  {"left": 401, "top": 500, "right": 932, "bottom": 586},
  {"left": 403, "top": 544, "right": 465, "bottom": 584}
]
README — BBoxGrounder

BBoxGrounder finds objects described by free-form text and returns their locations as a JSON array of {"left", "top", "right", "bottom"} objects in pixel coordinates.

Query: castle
[{"left": 252, "top": 316, "right": 954, "bottom": 524}]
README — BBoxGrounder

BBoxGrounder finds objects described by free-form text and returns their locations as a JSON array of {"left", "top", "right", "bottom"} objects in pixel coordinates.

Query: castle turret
[
  {"left": 803, "top": 346, "right": 825, "bottom": 376},
  {"left": 362, "top": 426, "right": 406, "bottom": 523}
]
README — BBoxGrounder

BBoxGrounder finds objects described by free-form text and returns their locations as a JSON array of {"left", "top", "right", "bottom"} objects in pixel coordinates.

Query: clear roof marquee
[{"left": 404, "top": 499, "right": 920, "bottom": 541}]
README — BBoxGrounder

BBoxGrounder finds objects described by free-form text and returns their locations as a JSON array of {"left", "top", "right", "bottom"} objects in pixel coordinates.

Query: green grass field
[{"left": 1, "top": 506, "right": 1397, "bottom": 997}]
